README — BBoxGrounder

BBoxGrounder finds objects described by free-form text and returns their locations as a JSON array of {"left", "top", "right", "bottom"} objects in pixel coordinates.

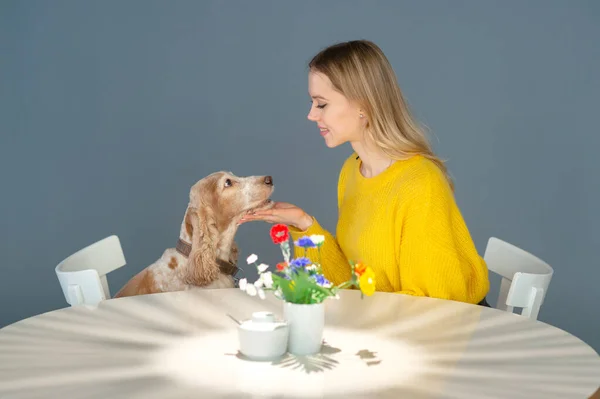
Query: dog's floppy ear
[
  {"left": 184, "top": 205, "right": 220, "bottom": 286},
  {"left": 229, "top": 241, "right": 239, "bottom": 265}
]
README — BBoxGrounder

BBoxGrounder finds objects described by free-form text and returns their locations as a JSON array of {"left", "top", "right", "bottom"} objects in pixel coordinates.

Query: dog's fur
[{"left": 114, "top": 171, "right": 274, "bottom": 298}]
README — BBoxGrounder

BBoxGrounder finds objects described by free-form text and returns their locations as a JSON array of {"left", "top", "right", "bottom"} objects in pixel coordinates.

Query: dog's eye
[{"left": 224, "top": 179, "right": 232, "bottom": 187}]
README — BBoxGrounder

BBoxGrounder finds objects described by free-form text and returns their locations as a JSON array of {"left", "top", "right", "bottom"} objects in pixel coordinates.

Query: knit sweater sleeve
[
  {"left": 288, "top": 217, "right": 351, "bottom": 285},
  {"left": 288, "top": 157, "right": 354, "bottom": 285},
  {"left": 394, "top": 166, "right": 489, "bottom": 304}
]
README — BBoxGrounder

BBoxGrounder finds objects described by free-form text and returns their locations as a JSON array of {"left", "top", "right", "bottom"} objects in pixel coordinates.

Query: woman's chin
[{"left": 323, "top": 134, "right": 340, "bottom": 148}]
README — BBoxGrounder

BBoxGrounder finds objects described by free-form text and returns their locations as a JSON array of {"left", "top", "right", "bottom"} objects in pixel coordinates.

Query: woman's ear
[{"left": 185, "top": 205, "right": 220, "bottom": 286}]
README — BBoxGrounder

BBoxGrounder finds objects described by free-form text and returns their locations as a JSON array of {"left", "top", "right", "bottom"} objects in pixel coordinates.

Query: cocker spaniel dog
[{"left": 114, "top": 171, "right": 274, "bottom": 298}]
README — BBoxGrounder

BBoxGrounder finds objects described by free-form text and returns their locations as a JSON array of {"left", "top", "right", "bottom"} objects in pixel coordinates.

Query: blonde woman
[{"left": 240, "top": 40, "right": 490, "bottom": 305}]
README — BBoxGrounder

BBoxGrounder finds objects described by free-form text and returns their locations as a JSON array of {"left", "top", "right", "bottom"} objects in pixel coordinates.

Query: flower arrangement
[{"left": 239, "top": 224, "right": 376, "bottom": 304}]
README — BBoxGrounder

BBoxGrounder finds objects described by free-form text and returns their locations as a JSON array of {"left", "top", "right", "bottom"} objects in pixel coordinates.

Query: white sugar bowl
[{"left": 238, "top": 311, "right": 289, "bottom": 361}]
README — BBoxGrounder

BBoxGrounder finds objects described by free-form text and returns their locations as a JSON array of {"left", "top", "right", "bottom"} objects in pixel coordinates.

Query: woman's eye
[
  {"left": 310, "top": 101, "right": 327, "bottom": 110},
  {"left": 224, "top": 179, "right": 232, "bottom": 187}
]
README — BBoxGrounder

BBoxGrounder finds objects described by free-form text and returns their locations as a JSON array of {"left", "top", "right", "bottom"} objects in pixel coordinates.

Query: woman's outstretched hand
[{"left": 239, "top": 201, "right": 314, "bottom": 231}]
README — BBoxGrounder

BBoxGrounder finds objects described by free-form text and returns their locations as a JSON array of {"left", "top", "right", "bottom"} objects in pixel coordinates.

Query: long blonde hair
[{"left": 309, "top": 40, "right": 454, "bottom": 190}]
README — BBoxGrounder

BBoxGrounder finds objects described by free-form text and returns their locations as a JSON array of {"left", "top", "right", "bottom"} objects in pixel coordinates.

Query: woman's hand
[{"left": 239, "top": 201, "right": 314, "bottom": 231}]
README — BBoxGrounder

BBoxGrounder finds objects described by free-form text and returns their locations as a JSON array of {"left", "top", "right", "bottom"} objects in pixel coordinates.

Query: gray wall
[{"left": 1, "top": 1, "right": 598, "bottom": 352}]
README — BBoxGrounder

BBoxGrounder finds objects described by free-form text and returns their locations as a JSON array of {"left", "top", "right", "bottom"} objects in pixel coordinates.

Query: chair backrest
[
  {"left": 483, "top": 237, "right": 553, "bottom": 320},
  {"left": 55, "top": 235, "right": 126, "bottom": 306}
]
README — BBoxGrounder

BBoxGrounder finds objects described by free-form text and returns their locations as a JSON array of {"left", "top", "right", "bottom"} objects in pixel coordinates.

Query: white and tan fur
[{"left": 114, "top": 171, "right": 274, "bottom": 298}]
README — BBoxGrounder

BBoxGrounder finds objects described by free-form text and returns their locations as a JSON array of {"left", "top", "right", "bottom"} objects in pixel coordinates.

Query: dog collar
[
  {"left": 176, "top": 238, "right": 192, "bottom": 257},
  {"left": 176, "top": 238, "right": 239, "bottom": 277}
]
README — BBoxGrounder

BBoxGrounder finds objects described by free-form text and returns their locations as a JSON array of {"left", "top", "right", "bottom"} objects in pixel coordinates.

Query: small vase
[{"left": 283, "top": 301, "right": 324, "bottom": 356}]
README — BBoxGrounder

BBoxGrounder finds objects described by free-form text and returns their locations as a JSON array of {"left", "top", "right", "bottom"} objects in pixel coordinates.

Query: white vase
[{"left": 283, "top": 301, "right": 324, "bottom": 356}]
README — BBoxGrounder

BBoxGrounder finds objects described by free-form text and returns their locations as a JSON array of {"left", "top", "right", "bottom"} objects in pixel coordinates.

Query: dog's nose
[{"left": 264, "top": 176, "right": 273, "bottom": 185}]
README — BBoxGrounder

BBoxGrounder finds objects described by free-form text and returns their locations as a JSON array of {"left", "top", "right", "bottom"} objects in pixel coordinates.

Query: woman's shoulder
[
  {"left": 392, "top": 155, "right": 452, "bottom": 196},
  {"left": 336, "top": 152, "right": 451, "bottom": 196}
]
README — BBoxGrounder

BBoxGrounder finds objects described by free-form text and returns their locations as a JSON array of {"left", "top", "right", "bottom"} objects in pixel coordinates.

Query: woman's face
[{"left": 307, "top": 71, "right": 364, "bottom": 148}]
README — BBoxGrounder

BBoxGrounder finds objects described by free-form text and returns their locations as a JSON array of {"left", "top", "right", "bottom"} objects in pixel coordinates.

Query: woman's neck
[{"left": 351, "top": 140, "right": 394, "bottom": 178}]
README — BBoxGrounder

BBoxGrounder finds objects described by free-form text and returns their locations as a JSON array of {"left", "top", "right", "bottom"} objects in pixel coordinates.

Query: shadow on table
[
  {"left": 229, "top": 341, "right": 382, "bottom": 374},
  {"left": 271, "top": 341, "right": 341, "bottom": 373}
]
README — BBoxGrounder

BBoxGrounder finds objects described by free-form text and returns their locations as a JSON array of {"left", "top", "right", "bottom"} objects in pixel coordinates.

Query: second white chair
[
  {"left": 55, "top": 235, "right": 127, "bottom": 307},
  {"left": 483, "top": 236, "right": 554, "bottom": 320}
]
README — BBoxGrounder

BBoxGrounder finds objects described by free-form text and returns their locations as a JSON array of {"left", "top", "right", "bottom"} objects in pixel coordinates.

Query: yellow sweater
[{"left": 290, "top": 153, "right": 490, "bottom": 304}]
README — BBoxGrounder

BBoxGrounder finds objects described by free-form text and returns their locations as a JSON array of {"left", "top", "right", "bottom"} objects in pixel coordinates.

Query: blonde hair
[{"left": 309, "top": 40, "right": 454, "bottom": 190}]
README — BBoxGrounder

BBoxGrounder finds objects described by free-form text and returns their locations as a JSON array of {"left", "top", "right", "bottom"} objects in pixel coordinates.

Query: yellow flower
[{"left": 359, "top": 268, "right": 376, "bottom": 296}]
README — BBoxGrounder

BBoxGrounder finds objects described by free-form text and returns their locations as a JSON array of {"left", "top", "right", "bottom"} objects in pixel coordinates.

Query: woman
[{"left": 240, "top": 40, "right": 490, "bottom": 305}]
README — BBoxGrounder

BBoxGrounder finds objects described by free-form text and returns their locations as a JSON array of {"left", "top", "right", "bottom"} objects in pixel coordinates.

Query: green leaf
[
  {"left": 271, "top": 273, "right": 294, "bottom": 302},
  {"left": 294, "top": 272, "right": 312, "bottom": 303},
  {"left": 268, "top": 269, "right": 339, "bottom": 304}
]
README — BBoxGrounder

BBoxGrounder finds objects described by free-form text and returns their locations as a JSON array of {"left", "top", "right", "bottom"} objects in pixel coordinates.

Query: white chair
[
  {"left": 483, "top": 237, "right": 553, "bottom": 320},
  {"left": 55, "top": 235, "right": 126, "bottom": 307}
]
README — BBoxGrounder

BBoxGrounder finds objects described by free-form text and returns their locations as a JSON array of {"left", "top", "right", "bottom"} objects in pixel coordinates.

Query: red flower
[
  {"left": 354, "top": 262, "right": 367, "bottom": 277},
  {"left": 270, "top": 224, "right": 289, "bottom": 244},
  {"left": 276, "top": 262, "right": 288, "bottom": 271}
]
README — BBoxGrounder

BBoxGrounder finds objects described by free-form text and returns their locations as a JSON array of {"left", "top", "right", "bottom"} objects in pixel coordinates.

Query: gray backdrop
[{"left": 1, "top": 1, "right": 598, "bottom": 352}]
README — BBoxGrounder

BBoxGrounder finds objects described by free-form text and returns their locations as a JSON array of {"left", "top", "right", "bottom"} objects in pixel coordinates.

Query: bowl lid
[{"left": 239, "top": 311, "right": 287, "bottom": 332}]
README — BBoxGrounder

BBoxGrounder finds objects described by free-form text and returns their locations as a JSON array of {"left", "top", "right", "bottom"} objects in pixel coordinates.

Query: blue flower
[
  {"left": 290, "top": 257, "right": 311, "bottom": 267},
  {"left": 295, "top": 236, "right": 316, "bottom": 248},
  {"left": 312, "top": 274, "right": 332, "bottom": 288},
  {"left": 289, "top": 257, "right": 311, "bottom": 274}
]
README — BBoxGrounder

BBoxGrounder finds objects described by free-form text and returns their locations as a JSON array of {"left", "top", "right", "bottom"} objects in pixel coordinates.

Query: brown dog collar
[
  {"left": 176, "top": 238, "right": 239, "bottom": 277},
  {"left": 176, "top": 238, "right": 192, "bottom": 257}
]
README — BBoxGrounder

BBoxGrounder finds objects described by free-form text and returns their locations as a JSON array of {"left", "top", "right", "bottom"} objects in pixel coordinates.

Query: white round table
[{"left": 0, "top": 289, "right": 598, "bottom": 398}]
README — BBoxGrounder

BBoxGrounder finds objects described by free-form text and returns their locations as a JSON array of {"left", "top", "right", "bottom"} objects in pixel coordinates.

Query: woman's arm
[
  {"left": 288, "top": 218, "right": 352, "bottom": 286},
  {"left": 394, "top": 168, "right": 489, "bottom": 304},
  {"left": 242, "top": 154, "right": 355, "bottom": 285},
  {"left": 239, "top": 202, "right": 352, "bottom": 285}
]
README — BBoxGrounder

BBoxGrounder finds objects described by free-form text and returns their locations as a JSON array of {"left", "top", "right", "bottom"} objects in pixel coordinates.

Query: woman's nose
[{"left": 307, "top": 106, "right": 319, "bottom": 122}]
